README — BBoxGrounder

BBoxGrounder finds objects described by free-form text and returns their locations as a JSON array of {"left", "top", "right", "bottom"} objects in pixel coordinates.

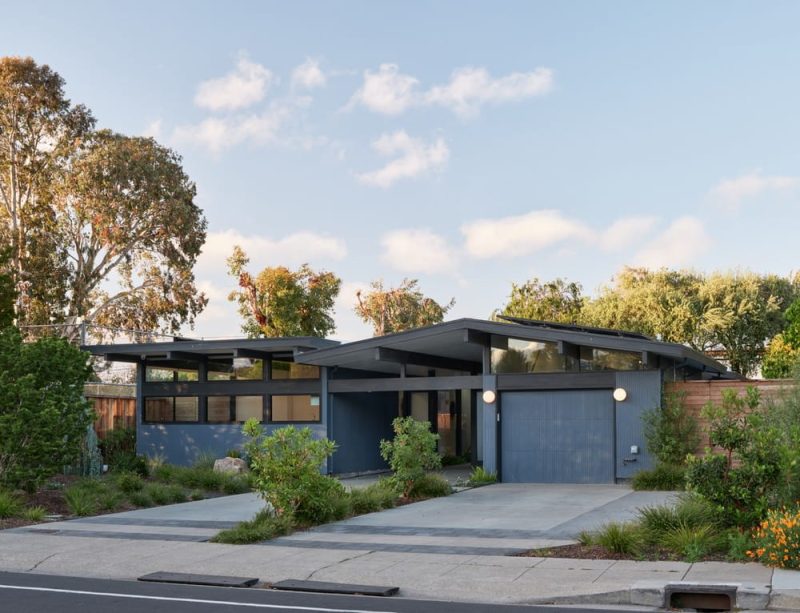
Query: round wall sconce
[
  {"left": 613, "top": 387, "right": 627, "bottom": 402},
  {"left": 482, "top": 389, "right": 497, "bottom": 404}
]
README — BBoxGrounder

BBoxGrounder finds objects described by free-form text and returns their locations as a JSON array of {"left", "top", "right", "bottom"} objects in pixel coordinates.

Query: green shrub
[
  {"left": 0, "top": 490, "right": 23, "bottom": 518},
  {"left": 114, "top": 471, "right": 144, "bottom": 493},
  {"left": 144, "top": 483, "right": 174, "bottom": 505},
  {"left": 128, "top": 490, "right": 153, "bottom": 507},
  {"left": 686, "top": 387, "right": 783, "bottom": 527},
  {"left": 243, "top": 421, "right": 337, "bottom": 521},
  {"left": 595, "top": 522, "right": 642, "bottom": 555},
  {"left": 99, "top": 428, "right": 136, "bottom": 468},
  {"left": 221, "top": 474, "right": 251, "bottom": 495},
  {"left": 661, "top": 524, "right": 716, "bottom": 562},
  {"left": 21, "top": 505, "right": 47, "bottom": 522},
  {"left": 638, "top": 494, "right": 720, "bottom": 544},
  {"left": 642, "top": 391, "right": 700, "bottom": 466},
  {"left": 211, "top": 509, "right": 294, "bottom": 544},
  {"left": 111, "top": 453, "right": 149, "bottom": 477},
  {"left": 0, "top": 329, "right": 94, "bottom": 491},
  {"left": 349, "top": 482, "right": 398, "bottom": 515},
  {"left": 192, "top": 451, "right": 217, "bottom": 471},
  {"left": 725, "top": 529, "right": 754, "bottom": 561},
  {"left": 225, "top": 449, "right": 242, "bottom": 459},
  {"left": 380, "top": 417, "right": 441, "bottom": 497},
  {"left": 577, "top": 530, "right": 596, "bottom": 546},
  {"left": 189, "top": 490, "right": 205, "bottom": 501},
  {"left": 294, "top": 474, "right": 348, "bottom": 525},
  {"left": 64, "top": 486, "right": 97, "bottom": 516},
  {"left": 97, "top": 491, "right": 124, "bottom": 511},
  {"left": 407, "top": 474, "right": 451, "bottom": 499},
  {"left": 467, "top": 466, "right": 497, "bottom": 486},
  {"left": 151, "top": 464, "right": 176, "bottom": 483},
  {"left": 632, "top": 464, "right": 686, "bottom": 491}
]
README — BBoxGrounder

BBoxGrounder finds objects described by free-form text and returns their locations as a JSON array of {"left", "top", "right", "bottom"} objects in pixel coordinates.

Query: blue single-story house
[{"left": 87, "top": 317, "right": 732, "bottom": 483}]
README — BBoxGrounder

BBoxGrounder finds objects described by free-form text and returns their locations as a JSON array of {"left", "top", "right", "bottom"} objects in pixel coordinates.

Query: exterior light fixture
[
  {"left": 482, "top": 390, "right": 497, "bottom": 404},
  {"left": 613, "top": 387, "right": 627, "bottom": 402}
]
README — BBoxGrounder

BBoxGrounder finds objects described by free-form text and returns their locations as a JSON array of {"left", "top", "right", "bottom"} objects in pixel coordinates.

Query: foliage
[
  {"left": 0, "top": 490, "right": 23, "bottom": 518},
  {"left": 228, "top": 246, "right": 340, "bottom": 338},
  {"left": 407, "top": 474, "right": 451, "bottom": 499},
  {"left": 748, "top": 506, "right": 800, "bottom": 569},
  {"left": 660, "top": 524, "right": 716, "bottom": 562},
  {"left": 637, "top": 494, "right": 721, "bottom": 540},
  {"left": 441, "top": 452, "right": 470, "bottom": 466},
  {"left": 762, "top": 335, "right": 800, "bottom": 379},
  {"left": 21, "top": 505, "right": 46, "bottom": 522},
  {"left": 128, "top": 490, "right": 153, "bottom": 507},
  {"left": 348, "top": 481, "right": 398, "bottom": 515},
  {"left": 631, "top": 464, "right": 686, "bottom": 491},
  {"left": 0, "top": 249, "right": 15, "bottom": 328},
  {"left": 380, "top": 417, "right": 442, "bottom": 497},
  {"left": 114, "top": 472, "right": 144, "bottom": 493},
  {"left": 243, "top": 421, "right": 337, "bottom": 520},
  {"left": 99, "top": 428, "right": 136, "bottom": 469},
  {"left": 355, "top": 278, "right": 454, "bottom": 336},
  {"left": 211, "top": 508, "right": 294, "bottom": 545},
  {"left": 595, "top": 522, "right": 641, "bottom": 555},
  {"left": 72, "top": 427, "right": 104, "bottom": 478},
  {"left": 111, "top": 454, "right": 149, "bottom": 477},
  {"left": 222, "top": 475, "right": 252, "bottom": 495},
  {"left": 497, "top": 277, "right": 584, "bottom": 323},
  {"left": 191, "top": 451, "right": 217, "bottom": 471},
  {"left": 686, "top": 387, "right": 783, "bottom": 527},
  {"left": 725, "top": 529, "right": 755, "bottom": 561},
  {"left": 467, "top": 466, "right": 498, "bottom": 486},
  {"left": 0, "top": 328, "right": 93, "bottom": 490},
  {"left": 64, "top": 485, "right": 97, "bottom": 516},
  {"left": 225, "top": 448, "right": 242, "bottom": 459},
  {"left": 144, "top": 482, "right": 186, "bottom": 505},
  {"left": 642, "top": 392, "right": 700, "bottom": 466},
  {"left": 0, "top": 57, "right": 207, "bottom": 332}
]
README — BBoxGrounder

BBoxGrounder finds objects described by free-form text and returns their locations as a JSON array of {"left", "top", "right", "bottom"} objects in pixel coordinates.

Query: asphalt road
[{"left": 0, "top": 571, "right": 635, "bottom": 613}]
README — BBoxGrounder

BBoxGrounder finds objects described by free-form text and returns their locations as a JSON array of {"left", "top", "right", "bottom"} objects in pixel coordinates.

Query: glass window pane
[
  {"left": 271, "top": 360, "right": 320, "bottom": 380},
  {"left": 146, "top": 364, "right": 198, "bottom": 382},
  {"left": 174, "top": 397, "right": 199, "bottom": 422},
  {"left": 271, "top": 395, "right": 320, "bottom": 422},
  {"left": 145, "top": 397, "right": 172, "bottom": 422},
  {"left": 235, "top": 396, "right": 263, "bottom": 422},
  {"left": 580, "top": 347, "right": 642, "bottom": 371},
  {"left": 491, "top": 339, "right": 572, "bottom": 373},
  {"left": 207, "top": 396, "right": 232, "bottom": 422},
  {"left": 208, "top": 358, "right": 263, "bottom": 381}
]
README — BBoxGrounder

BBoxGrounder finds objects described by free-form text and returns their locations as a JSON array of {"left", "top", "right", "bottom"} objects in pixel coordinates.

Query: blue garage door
[{"left": 501, "top": 390, "right": 614, "bottom": 483}]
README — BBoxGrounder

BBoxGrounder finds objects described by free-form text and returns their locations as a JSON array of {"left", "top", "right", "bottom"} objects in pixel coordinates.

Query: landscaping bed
[{"left": 0, "top": 463, "right": 252, "bottom": 530}]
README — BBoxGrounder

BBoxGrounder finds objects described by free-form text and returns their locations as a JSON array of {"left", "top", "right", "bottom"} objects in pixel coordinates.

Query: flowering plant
[{"left": 748, "top": 506, "right": 800, "bottom": 569}]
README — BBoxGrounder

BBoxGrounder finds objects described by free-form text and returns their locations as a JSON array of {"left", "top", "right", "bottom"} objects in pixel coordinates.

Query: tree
[
  {"left": 496, "top": 277, "right": 583, "bottom": 323},
  {"left": 0, "top": 248, "right": 15, "bottom": 328},
  {"left": 0, "top": 57, "right": 94, "bottom": 323},
  {"left": 581, "top": 268, "right": 706, "bottom": 345},
  {"left": 700, "top": 272, "right": 797, "bottom": 377},
  {"left": 355, "top": 278, "right": 454, "bottom": 336},
  {"left": 762, "top": 299, "right": 800, "bottom": 378},
  {"left": 227, "top": 246, "right": 340, "bottom": 338},
  {"left": 0, "top": 327, "right": 94, "bottom": 489},
  {"left": 52, "top": 130, "right": 207, "bottom": 335}
]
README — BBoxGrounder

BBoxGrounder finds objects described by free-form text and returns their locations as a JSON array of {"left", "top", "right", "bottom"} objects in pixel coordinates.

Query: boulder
[{"left": 213, "top": 457, "right": 248, "bottom": 475}]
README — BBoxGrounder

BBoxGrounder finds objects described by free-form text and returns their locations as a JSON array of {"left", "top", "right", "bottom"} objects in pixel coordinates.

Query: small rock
[{"left": 213, "top": 457, "right": 248, "bottom": 475}]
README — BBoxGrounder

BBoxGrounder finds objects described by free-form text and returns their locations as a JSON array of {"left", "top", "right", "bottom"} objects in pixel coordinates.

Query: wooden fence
[
  {"left": 664, "top": 379, "right": 794, "bottom": 453},
  {"left": 84, "top": 383, "right": 136, "bottom": 439}
]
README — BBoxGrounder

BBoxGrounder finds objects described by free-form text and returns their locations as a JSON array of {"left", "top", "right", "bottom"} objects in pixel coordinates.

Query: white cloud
[
  {"left": 172, "top": 99, "right": 304, "bottom": 154},
  {"left": 461, "top": 210, "right": 594, "bottom": 259},
  {"left": 599, "top": 216, "right": 659, "bottom": 251},
  {"left": 381, "top": 229, "right": 457, "bottom": 274},
  {"left": 356, "top": 131, "right": 449, "bottom": 188},
  {"left": 199, "top": 229, "right": 347, "bottom": 267},
  {"left": 194, "top": 55, "right": 273, "bottom": 111},
  {"left": 346, "top": 63, "right": 554, "bottom": 117},
  {"left": 425, "top": 67, "right": 554, "bottom": 117},
  {"left": 633, "top": 216, "right": 710, "bottom": 268},
  {"left": 291, "top": 58, "right": 326, "bottom": 90},
  {"left": 142, "top": 119, "right": 162, "bottom": 140},
  {"left": 709, "top": 171, "right": 799, "bottom": 210},
  {"left": 346, "top": 63, "right": 419, "bottom": 115}
]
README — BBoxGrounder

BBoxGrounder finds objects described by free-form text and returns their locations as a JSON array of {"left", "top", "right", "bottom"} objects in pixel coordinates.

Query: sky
[{"left": 3, "top": 1, "right": 800, "bottom": 340}]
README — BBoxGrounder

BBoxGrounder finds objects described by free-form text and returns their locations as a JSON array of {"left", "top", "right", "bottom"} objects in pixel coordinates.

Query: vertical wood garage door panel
[{"left": 501, "top": 390, "right": 614, "bottom": 483}]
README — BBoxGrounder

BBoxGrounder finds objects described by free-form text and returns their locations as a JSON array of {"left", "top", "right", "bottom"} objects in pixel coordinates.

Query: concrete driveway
[{"left": 267, "top": 483, "right": 677, "bottom": 555}]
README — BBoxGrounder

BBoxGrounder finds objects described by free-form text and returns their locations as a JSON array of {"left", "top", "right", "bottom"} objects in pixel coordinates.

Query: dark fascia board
[
  {"left": 297, "top": 318, "right": 730, "bottom": 375},
  {"left": 84, "top": 337, "right": 339, "bottom": 360}
]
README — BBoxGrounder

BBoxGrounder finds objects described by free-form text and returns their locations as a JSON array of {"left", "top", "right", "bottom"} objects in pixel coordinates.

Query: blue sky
[{"left": 4, "top": 1, "right": 800, "bottom": 339}]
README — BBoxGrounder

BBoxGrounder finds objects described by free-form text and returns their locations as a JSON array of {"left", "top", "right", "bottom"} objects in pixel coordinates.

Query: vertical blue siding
[
  {"left": 615, "top": 371, "right": 661, "bottom": 479},
  {"left": 328, "top": 392, "right": 397, "bottom": 475}
]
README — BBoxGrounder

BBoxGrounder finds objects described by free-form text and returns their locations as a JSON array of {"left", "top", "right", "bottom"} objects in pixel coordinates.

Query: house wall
[
  {"left": 615, "top": 370, "right": 661, "bottom": 479},
  {"left": 328, "top": 392, "right": 397, "bottom": 475}
]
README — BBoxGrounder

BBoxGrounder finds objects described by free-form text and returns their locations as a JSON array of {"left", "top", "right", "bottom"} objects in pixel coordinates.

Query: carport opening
[{"left": 668, "top": 590, "right": 733, "bottom": 612}]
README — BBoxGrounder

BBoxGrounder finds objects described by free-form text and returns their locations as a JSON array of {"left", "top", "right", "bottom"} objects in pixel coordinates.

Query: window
[
  {"left": 491, "top": 338, "right": 576, "bottom": 374},
  {"left": 145, "top": 363, "right": 199, "bottom": 382},
  {"left": 207, "top": 396, "right": 231, "bottom": 423},
  {"left": 208, "top": 358, "right": 263, "bottom": 381},
  {"left": 580, "top": 347, "right": 642, "bottom": 371},
  {"left": 271, "top": 360, "right": 320, "bottom": 380},
  {"left": 235, "top": 396, "right": 263, "bottom": 422},
  {"left": 144, "top": 396, "right": 199, "bottom": 422},
  {"left": 271, "top": 395, "right": 320, "bottom": 422}
]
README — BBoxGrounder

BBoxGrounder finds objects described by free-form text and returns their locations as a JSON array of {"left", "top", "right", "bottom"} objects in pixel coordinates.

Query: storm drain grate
[{"left": 666, "top": 584, "right": 736, "bottom": 611}]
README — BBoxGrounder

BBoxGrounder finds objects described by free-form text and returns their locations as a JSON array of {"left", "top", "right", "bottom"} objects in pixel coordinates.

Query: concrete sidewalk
[{"left": 0, "top": 479, "right": 795, "bottom": 608}]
